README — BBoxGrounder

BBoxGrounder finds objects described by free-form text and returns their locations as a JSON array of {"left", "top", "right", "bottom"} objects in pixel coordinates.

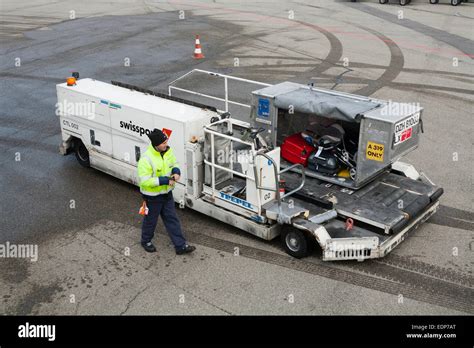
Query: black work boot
[
  {"left": 176, "top": 244, "right": 196, "bottom": 255},
  {"left": 142, "top": 241, "right": 157, "bottom": 253}
]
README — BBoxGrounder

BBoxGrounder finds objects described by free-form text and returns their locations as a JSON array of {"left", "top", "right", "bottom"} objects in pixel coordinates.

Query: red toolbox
[{"left": 281, "top": 133, "right": 317, "bottom": 167}]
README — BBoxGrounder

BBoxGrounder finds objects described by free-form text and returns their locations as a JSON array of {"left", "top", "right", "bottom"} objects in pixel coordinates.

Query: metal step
[{"left": 263, "top": 200, "right": 308, "bottom": 224}]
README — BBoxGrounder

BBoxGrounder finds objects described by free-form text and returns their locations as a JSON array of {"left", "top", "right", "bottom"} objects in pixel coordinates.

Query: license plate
[{"left": 394, "top": 113, "right": 419, "bottom": 145}]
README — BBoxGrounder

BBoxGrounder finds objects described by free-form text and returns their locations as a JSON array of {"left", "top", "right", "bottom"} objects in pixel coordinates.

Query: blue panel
[{"left": 257, "top": 98, "right": 270, "bottom": 117}]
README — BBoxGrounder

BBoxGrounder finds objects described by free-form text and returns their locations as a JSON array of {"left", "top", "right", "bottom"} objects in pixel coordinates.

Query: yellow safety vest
[{"left": 137, "top": 145, "right": 179, "bottom": 196}]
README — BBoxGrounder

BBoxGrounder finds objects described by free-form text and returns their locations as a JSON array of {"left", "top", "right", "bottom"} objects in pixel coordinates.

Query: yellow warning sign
[{"left": 366, "top": 141, "right": 384, "bottom": 162}]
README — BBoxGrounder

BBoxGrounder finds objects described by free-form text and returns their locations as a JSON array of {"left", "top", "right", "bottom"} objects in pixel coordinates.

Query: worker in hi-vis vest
[{"left": 137, "top": 129, "right": 196, "bottom": 255}]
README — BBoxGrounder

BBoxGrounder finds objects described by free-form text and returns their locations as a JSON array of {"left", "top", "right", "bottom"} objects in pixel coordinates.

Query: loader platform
[{"left": 281, "top": 165, "right": 443, "bottom": 236}]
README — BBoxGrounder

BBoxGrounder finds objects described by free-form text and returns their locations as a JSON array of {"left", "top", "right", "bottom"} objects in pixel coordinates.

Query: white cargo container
[{"left": 57, "top": 78, "right": 218, "bottom": 204}]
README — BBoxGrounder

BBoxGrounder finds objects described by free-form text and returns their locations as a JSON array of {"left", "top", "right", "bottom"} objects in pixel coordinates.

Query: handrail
[
  {"left": 203, "top": 122, "right": 261, "bottom": 213},
  {"left": 203, "top": 159, "right": 253, "bottom": 181},
  {"left": 185, "top": 69, "right": 271, "bottom": 87},
  {"left": 204, "top": 122, "right": 255, "bottom": 148},
  {"left": 253, "top": 152, "right": 306, "bottom": 218},
  {"left": 169, "top": 86, "right": 252, "bottom": 109},
  {"left": 168, "top": 69, "right": 272, "bottom": 112},
  {"left": 203, "top": 119, "right": 306, "bottom": 220},
  {"left": 280, "top": 164, "right": 306, "bottom": 199}
]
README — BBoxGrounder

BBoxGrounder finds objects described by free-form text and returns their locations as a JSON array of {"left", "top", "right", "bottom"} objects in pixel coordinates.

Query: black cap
[{"left": 148, "top": 128, "right": 168, "bottom": 147}]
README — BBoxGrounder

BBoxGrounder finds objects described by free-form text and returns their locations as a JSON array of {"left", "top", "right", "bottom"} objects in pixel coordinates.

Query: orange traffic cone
[{"left": 193, "top": 35, "right": 205, "bottom": 59}]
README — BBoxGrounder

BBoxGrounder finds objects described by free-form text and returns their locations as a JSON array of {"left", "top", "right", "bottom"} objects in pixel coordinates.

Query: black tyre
[
  {"left": 400, "top": 0, "right": 408, "bottom": 5},
  {"left": 74, "top": 138, "right": 90, "bottom": 167},
  {"left": 451, "top": 0, "right": 460, "bottom": 5},
  {"left": 281, "top": 227, "right": 310, "bottom": 258},
  {"left": 429, "top": 0, "right": 439, "bottom": 4},
  {"left": 379, "top": 0, "right": 389, "bottom": 4}
]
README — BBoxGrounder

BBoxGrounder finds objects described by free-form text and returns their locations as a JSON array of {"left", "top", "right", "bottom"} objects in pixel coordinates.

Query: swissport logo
[{"left": 119, "top": 120, "right": 152, "bottom": 137}]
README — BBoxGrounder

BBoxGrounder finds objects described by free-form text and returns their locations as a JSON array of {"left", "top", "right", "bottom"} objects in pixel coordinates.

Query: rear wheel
[
  {"left": 400, "top": 0, "right": 408, "bottom": 5},
  {"left": 379, "top": 0, "right": 389, "bottom": 4},
  {"left": 74, "top": 138, "right": 90, "bottom": 167},
  {"left": 451, "top": 0, "right": 460, "bottom": 5},
  {"left": 429, "top": 0, "right": 439, "bottom": 4},
  {"left": 281, "top": 227, "right": 311, "bottom": 258}
]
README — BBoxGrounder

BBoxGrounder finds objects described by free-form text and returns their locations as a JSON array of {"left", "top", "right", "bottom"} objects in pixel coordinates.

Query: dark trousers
[{"left": 141, "top": 191, "right": 186, "bottom": 250}]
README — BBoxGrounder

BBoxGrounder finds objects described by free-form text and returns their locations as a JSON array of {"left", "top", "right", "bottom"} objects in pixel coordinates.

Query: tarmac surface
[{"left": 0, "top": 0, "right": 473, "bottom": 315}]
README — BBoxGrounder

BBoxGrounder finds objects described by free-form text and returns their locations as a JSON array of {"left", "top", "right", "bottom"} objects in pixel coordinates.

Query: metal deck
[{"left": 281, "top": 168, "right": 442, "bottom": 235}]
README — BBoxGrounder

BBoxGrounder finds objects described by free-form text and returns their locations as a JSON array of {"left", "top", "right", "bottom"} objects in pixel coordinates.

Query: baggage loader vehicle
[{"left": 57, "top": 70, "right": 443, "bottom": 261}]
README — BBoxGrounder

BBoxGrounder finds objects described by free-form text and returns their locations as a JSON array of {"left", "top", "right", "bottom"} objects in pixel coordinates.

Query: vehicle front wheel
[
  {"left": 429, "top": 0, "right": 439, "bottom": 4},
  {"left": 74, "top": 138, "right": 90, "bottom": 167},
  {"left": 281, "top": 227, "right": 310, "bottom": 259},
  {"left": 451, "top": 0, "right": 460, "bottom": 5}
]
